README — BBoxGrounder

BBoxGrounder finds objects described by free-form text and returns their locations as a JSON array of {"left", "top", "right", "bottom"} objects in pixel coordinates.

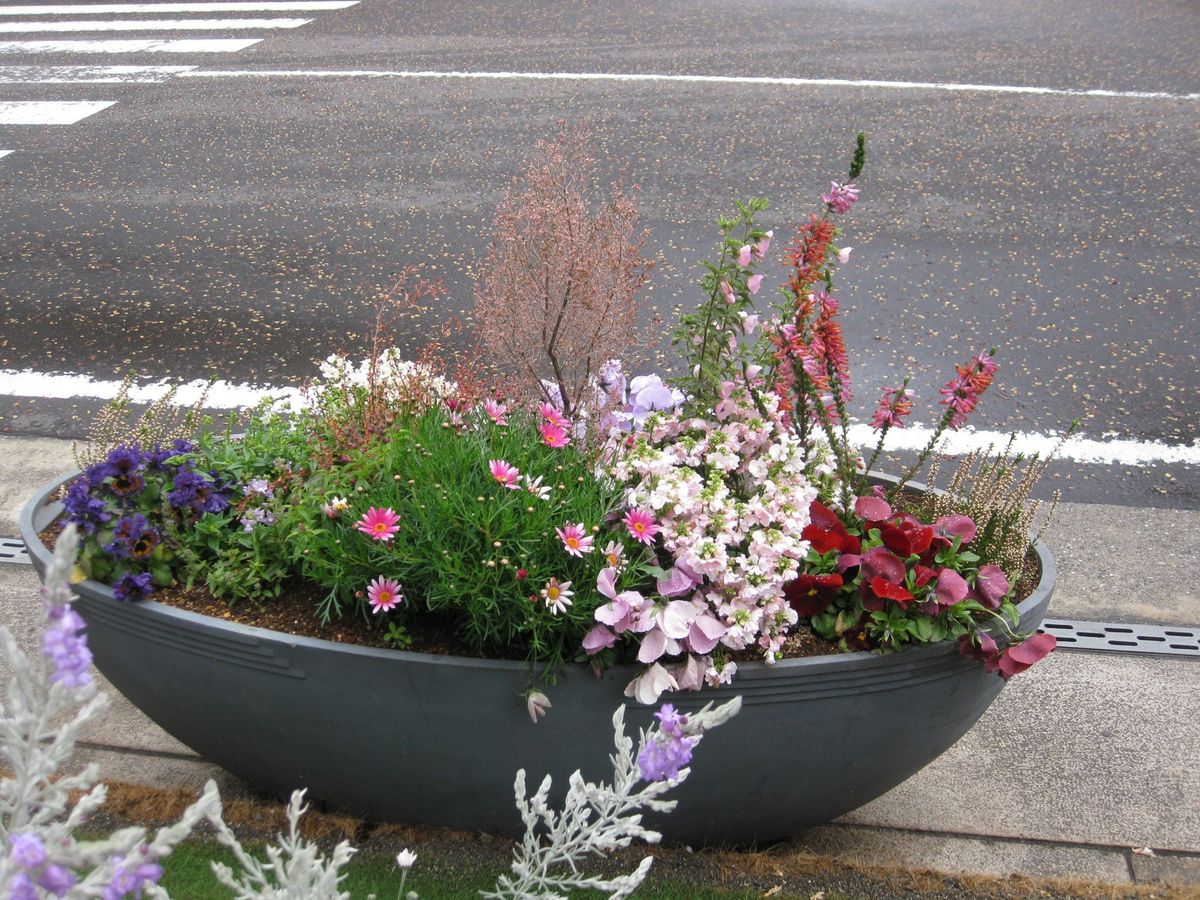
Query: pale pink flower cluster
[{"left": 596, "top": 379, "right": 827, "bottom": 702}]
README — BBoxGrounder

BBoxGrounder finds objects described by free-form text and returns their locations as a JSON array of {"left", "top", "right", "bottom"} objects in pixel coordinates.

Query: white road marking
[
  {"left": 0, "top": 148, "right": 12, "bottom": 157},
  {"left": 0, "top": 63, "right": 195, "bottom": 82},
  {"left": 175, "top": 68, "right": 1200, "bottom": 102},
  {"left": 0, "top": 37, "right": 263, "bottom": 52},
  {"left": 0, "top": 17, "right": 311, "bottom": 32},
  {"left": 0, "top": 369, "right": 1196, "bottom": 467},
  {"left": 0, "top": 1, "right": 355, "bottom": 13},
  {"left": 0, "top": 99, "right": 113, "bottom": 122}
]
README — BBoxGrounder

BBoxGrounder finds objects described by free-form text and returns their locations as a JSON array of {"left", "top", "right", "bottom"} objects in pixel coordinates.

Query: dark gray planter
[{"left": 21, "top": 474, "right": 1055, "bottom": 846}]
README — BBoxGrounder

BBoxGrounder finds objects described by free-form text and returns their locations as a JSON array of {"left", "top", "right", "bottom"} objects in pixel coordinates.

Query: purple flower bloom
[
  {"left": 101, "top": 445, "right": 142, "bottom": 480},
  {"left": 637, "top": 731, "right": 697, "bottom": 782},
  {"left": 113, "top": 571, "right": 154, "bottom": 602},
  {"left": 62, "top": 478, "right": 111, "bottom": 534},
  {"left": 9, "top": 833, "right": 47, "bottom": 869},
  {"left": 9, "top": 872, "right": 37, "bottom": 900},
  {"left": 37, "top": 862, "right": 77, "bottom": 896},
  {"left": 43, "top": 605, "right": 93, "bottom": 688},
  {"left": 167, "top": 468, "right": 229, "bottom": 514},
  {"left": 244, "top": 477, "right": 274, "bottom": 499},
  {"left": 239, "top": 508, "right": 276, "bottom": 532},
  {"left": 102, "top": 849, "right": 163, "bottom": 900},
  {"left": 654, "top": 703, "right": 687, "bottom": 736}
]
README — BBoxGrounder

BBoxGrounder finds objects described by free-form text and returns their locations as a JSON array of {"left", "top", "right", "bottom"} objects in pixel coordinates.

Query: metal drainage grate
[
  {"left": 1041, "top": 618, "right": 1200, "bottom": 658},
  {"left": 0, "top": 537, "right": 32, "bottom": 565}
]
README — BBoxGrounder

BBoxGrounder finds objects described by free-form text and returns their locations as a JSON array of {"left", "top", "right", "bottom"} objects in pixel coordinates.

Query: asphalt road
[{"left": 0, "top": 0, "right": 1197, "bottom": 507}]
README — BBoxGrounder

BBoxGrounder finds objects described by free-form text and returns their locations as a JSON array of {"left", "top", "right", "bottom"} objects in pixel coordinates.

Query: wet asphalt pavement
[{"left": 0, "top": 0, "right": 1197, "bottom": 507}]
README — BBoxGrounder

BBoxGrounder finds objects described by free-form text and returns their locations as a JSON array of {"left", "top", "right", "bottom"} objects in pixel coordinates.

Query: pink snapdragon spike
[
  {"left": 939, "top": 349, "right": 998, "bottom": 429},
  {"left": 488, "top": 458, "right": 522, "bottom": 490},
  {"left": 556, "top": 522, "right": 594, "bottom": 557},
  {"left": 822, "top": 180, "right": 860, "bottom": 214},
  {"left": 747, "top": 273, "right": 764, "bottom": 295},
  {"left": 539, "top": 422, "right": 570, "bottom": 448},
  {"left": 355, "top": 507, "right": 401, "bottom": 542},
  {"left": 753, "top": 229, "right": 773, "bottom": 259},
  {"left": 539, "top": 401, "right": 570, "bottom": 430},
  {"left": 869, "top": 384, "right": 914, "bottom": 430},
  {"left": 483, "top": 398, "right": 508, "bottom": 425},
  {"left": 736, "top": 244, "right": 753, "bottom": 266},
  {"left": 623, "top": 508, "right": 660, "bottom": 545},
  {"left": 366, "top": 576, "right": 404, "bottom": 613},
  {"left": 719, "top": 279, "right": 736, "bottom": 305}
]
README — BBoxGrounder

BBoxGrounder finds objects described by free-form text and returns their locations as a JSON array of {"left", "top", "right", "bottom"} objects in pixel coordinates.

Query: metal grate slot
[
  {"left": 1040, "top": 618, "right": 1200, "bottom": 658},
  {"left": 0, "top": 537, "right": 31, "bottom": 565}
]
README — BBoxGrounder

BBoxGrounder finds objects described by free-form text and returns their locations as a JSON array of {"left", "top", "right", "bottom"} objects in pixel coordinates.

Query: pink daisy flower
[
  {"left": 539, "top": 422, "right": 570, "bottom": 448},
  {"left": 556, "top": 522, "right": 594, "bottom": 557},
  {"left": 489, "top": 458, "right": 522, "bottom": 489},
  {"left": 483, "top": 399, "right": 508, "bottom": 425},
  {"left": 623, "top": 508, "right": 660, "bottom": 545},
  {"left": 539, "top": 402, "right": 570, "bottom": 430},
  {"left": 366, "top": 576, "right": 404, "bottom": 614},
  {"left": 355, "top": 507, "right": 401, "bottom": 542}
]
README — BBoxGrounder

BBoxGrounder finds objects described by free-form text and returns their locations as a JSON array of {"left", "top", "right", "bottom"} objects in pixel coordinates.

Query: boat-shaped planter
[{"left": 22, "top": 473, "right": 1055, "bottom": 846}]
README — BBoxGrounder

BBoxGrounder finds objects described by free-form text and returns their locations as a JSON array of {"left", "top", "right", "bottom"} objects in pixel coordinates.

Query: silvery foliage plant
[
  {"left": 0, "top": 525, "right": 220, "bottom": 898},
  {"left": 483, "top": 697, "right": 742, "bottom": 900},
  {"left": 1, "top": 524, "right": 741, "bottom": 898}
]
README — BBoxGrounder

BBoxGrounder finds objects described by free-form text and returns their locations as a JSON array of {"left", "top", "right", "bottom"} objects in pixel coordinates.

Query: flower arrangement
[{"left": 59, "top": 127, "right": 1058, "bottom": 714}]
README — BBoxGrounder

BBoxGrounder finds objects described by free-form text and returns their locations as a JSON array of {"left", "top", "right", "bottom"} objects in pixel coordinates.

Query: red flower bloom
[
  {"left": 995, "top": 633, "right": 1057, "bottom": 679},
  {"left": 784, "top": 572, "right": 845, "bottom": 617}
]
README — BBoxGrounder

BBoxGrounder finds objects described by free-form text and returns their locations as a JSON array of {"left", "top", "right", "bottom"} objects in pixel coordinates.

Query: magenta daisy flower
[
  {"left": 489, "top": 459, "right": 522, "bottom": 490},
  {"left": 623, "top": 508, "right": 660, "bottom": 545},
  {"left": 367, "top": 576, "right": 404, "bottom": 613},
  {"left": 355, "top": 507, "right": 401, "bottom": 542},
  {"left": 539, "top": 402, "right": 570, "bottom": 430},
  {"left": 483, "top": 399, "right": 508, "bottom": 425},
  {"left": 539, "top": 422, "right": 570, "bottom": 448},
  {"left": 555, "top": 522, "right": 594, "bottom": 557}
]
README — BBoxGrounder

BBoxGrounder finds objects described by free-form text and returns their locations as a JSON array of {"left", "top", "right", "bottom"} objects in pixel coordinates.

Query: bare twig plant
[{"left": 474, "top": 121, "right": 654, "bottom": 419}]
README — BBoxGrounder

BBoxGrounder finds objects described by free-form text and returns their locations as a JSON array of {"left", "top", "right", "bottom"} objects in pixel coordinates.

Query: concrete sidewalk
[{"left": 2, "top": 436, "right": 1198, "bottom": 891}]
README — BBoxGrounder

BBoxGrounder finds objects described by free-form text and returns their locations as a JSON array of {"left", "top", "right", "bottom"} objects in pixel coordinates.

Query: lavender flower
[
  {"left": 636, "top": 704, "right": 698, "bottom": 782},
  {"left": 239, "top": 508, "right": 276, "bottom": 532},
  {"left": 36, "top": 862, "right": 76, "bottom": 896},
  {"left": 101, "top": 849, "right": 163, "bottom": 900},
  {"left": 8, "top": 834, "right": 47, "bottom": 869},
  {"left": 42, "top": 606, "right": 93, "bottom": 688},
  {"left": 244, "top": 477, "right": 274, "bottom": 499}
]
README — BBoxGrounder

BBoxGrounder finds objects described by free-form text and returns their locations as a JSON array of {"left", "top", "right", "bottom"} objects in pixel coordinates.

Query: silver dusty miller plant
[
  {"left": 1, "top": 524, "right": 740, "bottom": 898},
  {"left": 0, "top": 524, "right": 221, "bottom": 898},
  {"left": 483, "top": 697, "right": 742, "bottom": 900}
]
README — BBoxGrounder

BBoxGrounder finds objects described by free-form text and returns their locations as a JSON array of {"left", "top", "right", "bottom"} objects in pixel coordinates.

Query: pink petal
[
  {"left": 637, "top": 627, "right": 670, "bottom": 663},
  {"left": 687, "top": 614, "right": 727, "bottom": 654},
  {"left": 934, "top": 568, "right": 969, "bottom": 607},
  {"left": 582, "top": 624, "right": 616, "bottom": 654},
  {"left": 747, "top": 274, "right": 763, "bottom": 295},
  {"left": 660, "top": 600, "right": 698, "bottom": 639},
  {"left": 854, "top": 495, "right": 893, "bottom": 522},
  {"left": 656, "top": 566, "right": 694, "bottom": 597}
]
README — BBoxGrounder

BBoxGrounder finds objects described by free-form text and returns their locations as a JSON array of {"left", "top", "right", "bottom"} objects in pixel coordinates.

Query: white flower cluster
[
  {"left": 602, "top": 379, "right": 830, "bottom": 701},
  {"left": 315, "top": 349, "right": 457, "bottom": 408}
]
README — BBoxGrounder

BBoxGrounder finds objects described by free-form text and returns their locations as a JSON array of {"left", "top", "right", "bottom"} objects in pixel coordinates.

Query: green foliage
[{"left": 267, "top": 404, "right": 629, "bottom": 679}]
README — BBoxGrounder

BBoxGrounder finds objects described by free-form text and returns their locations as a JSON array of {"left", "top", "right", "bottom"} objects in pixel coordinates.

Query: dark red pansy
[
  {"left": 802, "top": 522, "right": 844, "bottom": 555},
  {"left": 934, "top": 568, "right": 969, "bottom": 607},
  {"left": 957, "top": 631, "right": 999, "bottom": 663},
  {"left": 863, "top": 575, "right": 914, "bottom": 610},
  {"left": 996, "top": 633, "right": 1057, "bottom": 679},
  {"left": 809, "top": 499, "right": 844, "bottom": 531},
  {"left": 854, "top": 494, "right": 892, "bottom": 524},
  {"left": 860, "top": 546, "right": 906, "bottom": 585},
  {"left": 784, "top": 572, "right": 844, "bottom": 617},
  {"left": 913, "top": 564, "right": 938, "bottom": 587}
]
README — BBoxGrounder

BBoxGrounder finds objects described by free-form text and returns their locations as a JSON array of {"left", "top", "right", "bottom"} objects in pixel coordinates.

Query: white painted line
[
  {"left": 0, "top": 64, "right": 195, "bottom": 82},
  {"left": 0, "top": 17, "right": 311, "bottom": 32},
  {"left": 0, "top": 99, "right": 114, "bottom": 123},
  {"left": 0, "top": 148, "right": 12, "bottom": 157},
  {"left": 176, "top": 68, "right": 1200, "bottom": 102},
  {"left": 0, "top": 1, "right": 355, "bottom": 13},
  {"left": 0, "top": 37, "right": 262, "bottom": 52},
  {"left": 1, "top": 368, "right": 1197, "bottom": 467}
]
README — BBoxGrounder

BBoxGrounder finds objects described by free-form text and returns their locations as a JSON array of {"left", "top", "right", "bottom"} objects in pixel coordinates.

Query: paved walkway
[{"left": 2, "top": 436, "right": 1198, "bottom": 890}]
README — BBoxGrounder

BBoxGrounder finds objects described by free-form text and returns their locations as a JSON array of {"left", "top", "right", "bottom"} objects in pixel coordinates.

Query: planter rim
[{"left": 20, "top": 471, "right": 1057, "bottom": 675}]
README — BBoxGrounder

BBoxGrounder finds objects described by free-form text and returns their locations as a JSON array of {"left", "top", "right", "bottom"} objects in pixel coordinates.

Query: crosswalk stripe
[
  {"left": 0, "top": 37, "right": 262, "bottom": 51},
  {"left": 0, "top": 149, "right": 12, "bottom": 157},
  {"left": 0, "top": 17, "right": 311, "bottom": 31},
  {"left": 0, "top": 1, "right": 355, "bottom": 13},
  {"left": 0, "top": 63, "right": 195, "bottom": 81},
  {"left": 0, "top": 99, "right": 114, "bottom": 123}
]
